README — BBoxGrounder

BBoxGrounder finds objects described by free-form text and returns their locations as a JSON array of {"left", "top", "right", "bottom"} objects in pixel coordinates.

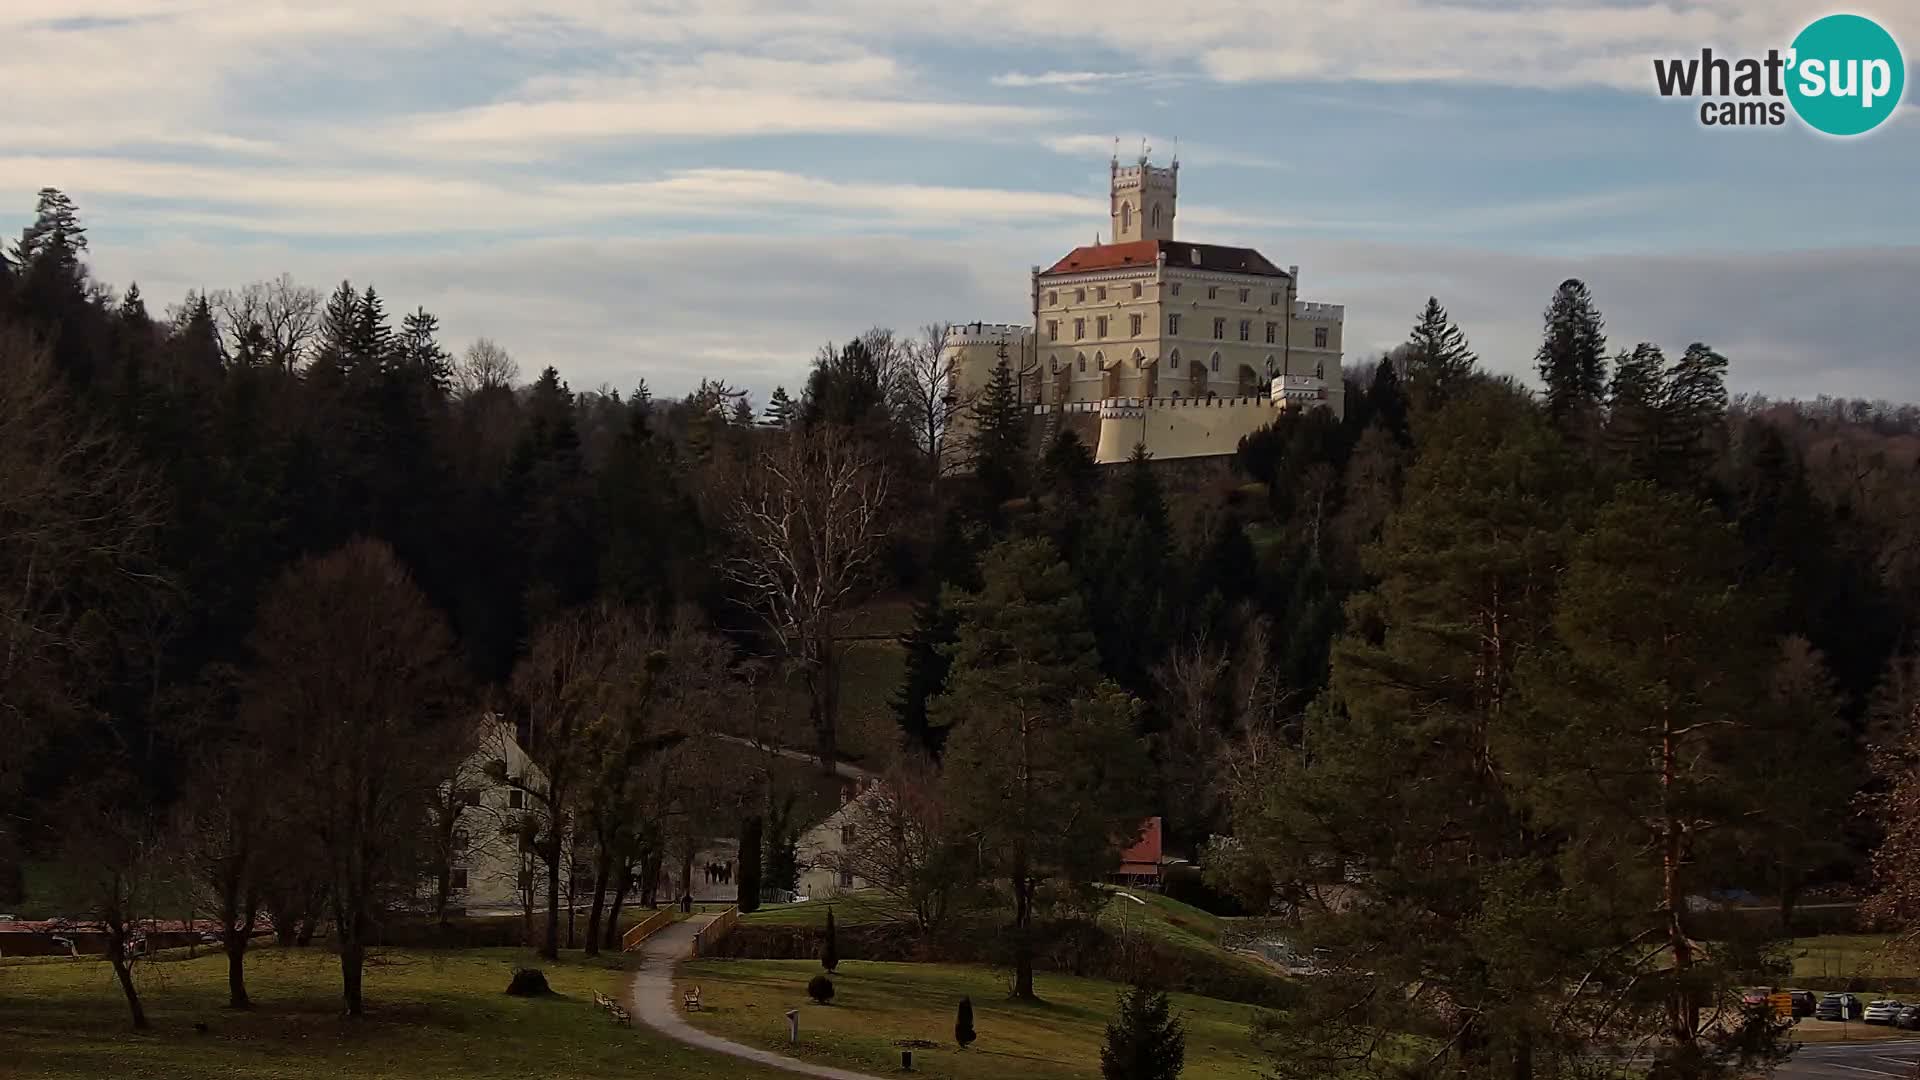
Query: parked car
[
  {"left": 1817, "top": 993, "right": 1863, "bottom": 1021},
  {"left": 1896, "top": 1005, "right": 1920, "bottom": 1030},
  {"left": 1790, "top": 990, "right": 1818, "bottom": 1018},
  {"left": 1865, "top": 999, "right": 1906, "bottom": 1024}
]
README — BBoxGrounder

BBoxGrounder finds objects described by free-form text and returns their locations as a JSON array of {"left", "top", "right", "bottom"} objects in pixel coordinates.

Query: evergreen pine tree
[
  {"left": 119, "top": 283, "right": 150, "bottom": 330},
  {"left": 935, "top": 538, "right": 1150, "bottom": 1000},
  {"left": 730, "top": 395, "right": 756, "bottom": 427},
  {"left": 350, "top": 286, "right": 394, "bottom": 375},
  {"left": 1403, "top": 297, "right": 1477, "bottom": 403},
  {"left": 12, "top": 187, "right": 88, "bottom": 270},
  {"left": 309, "top": 280, "right": 360, "bottom": 387},
  {"left": 955, "top": 996, "right": 977, "bottom": 1049},
  {"left": 399, "top": 306, "right": 454, "bottom": 393},
  {"left": 764, "top": 385, "right": 796, "bottom": 428},
  {"left": 822, "top": 907, "right": 839, "bottom": 972},
  {"left": 1535, "top": 278, "right": 1608, "bottom": 429},
  {"left": 1661, "top": 342, "right": 1729, "bottom": 487},
  {"left": 1038, "top": 428, "right": 1099, "bottom": 505},
  {"left": 1100, "top": 985, "right": 1187, "bottom": 1080},
  {"left": 971, "top": 355, "right": 1028, "bottom": 510},
  {"left": 1366, "top": 357, "right": 1410, "bottom": 445},
  {"left": 172, "top": 293, "right": 225, "bottom": 375}
]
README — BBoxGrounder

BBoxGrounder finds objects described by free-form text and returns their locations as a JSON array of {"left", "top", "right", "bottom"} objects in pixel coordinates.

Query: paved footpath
[{"left": 627, "top": 916, "right": 887, "bottom": 1080}]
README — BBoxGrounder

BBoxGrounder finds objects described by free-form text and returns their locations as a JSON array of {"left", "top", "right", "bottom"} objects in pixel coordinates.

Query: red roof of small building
[
  {"left": 1117, "top": 817, "right": 1163, "bottom": 874},
  {"left": 1042, "top": 241, "right": 1291, "bottom": 278}
]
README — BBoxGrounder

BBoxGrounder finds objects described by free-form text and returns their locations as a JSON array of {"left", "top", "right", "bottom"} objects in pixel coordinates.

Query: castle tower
[{"left": 1110, "top": 151, "right": 1177, "bottom": 244}]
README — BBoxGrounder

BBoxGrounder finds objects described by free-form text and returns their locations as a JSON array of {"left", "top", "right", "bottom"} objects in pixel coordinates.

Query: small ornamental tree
[
  {"left": 822, "top": 906, "right": 839, "bottom": 972},
  {"left": 955, "top": 996, "right": 977, "bottom": 1049},
  {"left": 808, "top": 974, "right": 835, "bottom": 1004},
  {"left": 1100, "top": 984, "right": 1186, "bottom": 1080}
]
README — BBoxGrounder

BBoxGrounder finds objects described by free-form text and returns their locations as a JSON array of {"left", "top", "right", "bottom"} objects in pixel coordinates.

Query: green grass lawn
[
  {"left": 0, "top": 945, "right": 794, "bottom": 1079},
  {"left": 678, "top": 958, "right": 1276, "bottom": 1079},
  {"left": 1789, "top": 934, "right": 1910, "bottom": 981}
]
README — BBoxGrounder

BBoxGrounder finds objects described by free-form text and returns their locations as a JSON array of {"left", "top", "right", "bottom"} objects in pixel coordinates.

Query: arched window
[
  {"left": 1210, "top": 352, "right": 1221, "bottom": 372},
  {"left": 1265, "top": 356, "right": 1278, "bottom": 377},
  {"left": 1168, "top": 348, "right": 1181, "bottom": 370},
  {"left": 1151, "top": 204, "right": 1162, "bottom": 230},
  {"left": 1315, "top": 360, "right": 1325, "bottom": 379},
  {"left": 1121, "top": 202, "right": 1132, "bottom": 233},
  {"left": 1170, "top": 390, "right": 1182, "bottom": 398},
  {"left": 1133, "top": 349, "right": 1145, "bottom": 368},
  {"left": 1093, "top": 351, "right": 1104, "bottom": 369},
  {"left": 1049, "top": 354, "right": 1059, "bottom": 373},
  {"left": 1077, "top": 353, "right": 1086, "bottom": 372}
]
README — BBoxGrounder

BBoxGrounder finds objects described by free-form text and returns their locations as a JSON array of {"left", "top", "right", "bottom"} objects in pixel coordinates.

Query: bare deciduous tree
[
  {"left": 826, "top": 755, "right": 974, "bottom": 936},
  {"left": 456, "top": 338, "right": 519, "bottom": 398},
  {"left": 0, "top": 333, "right": 159, "bottom": 888},
  {"left": 209, "top": 274, "right": 321, "bottom": 369},
  {"left": 54, "top": 774, "right": 171, "bottom": 1029},
  {"left": 723, "top": 427, "right": 892, "bottom": 773},
  {"left": 502, "top": 603, "right": 638, "bottom": 960},
  {"left": 245, "top": 539, "right": 469, "bottom": 1016},
  {"left": 897, "top": 322, "right": 971, "bottom": 481}
]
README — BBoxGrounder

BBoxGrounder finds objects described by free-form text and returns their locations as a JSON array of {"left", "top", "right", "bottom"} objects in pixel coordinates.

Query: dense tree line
[{"left": 4, "top": 189, "right": 1919, "bottom": 1077}]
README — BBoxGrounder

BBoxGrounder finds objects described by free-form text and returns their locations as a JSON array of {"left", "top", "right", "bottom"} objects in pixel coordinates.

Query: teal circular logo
[{"left": 1787, "top": 14, "right": 1905, "bottom": 136}]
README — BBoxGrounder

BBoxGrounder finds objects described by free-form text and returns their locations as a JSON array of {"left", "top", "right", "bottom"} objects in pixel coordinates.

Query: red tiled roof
[
  {"left": 1117, "top": 817, "right": 1163, "bottom": 873},
  {"left": 1042, "top": 241, "right": 1291, "bottom": 278}
]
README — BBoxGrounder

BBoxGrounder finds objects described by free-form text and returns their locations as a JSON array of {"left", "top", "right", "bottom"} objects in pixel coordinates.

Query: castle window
[
  {"left": 1170, "top": 283, "right": 1181, "bottom": 296},
  {"left": 1121, "top": 202, "right": 1132, "bottom": 233},
  {"left": 1315, "top": 360, "right": 1326, "bottom": 379},
  {"left": 1097, "top": 316, "right": 1109, "bottom": 338},
  {"left": 1212, "top": 318, "right": 1225, "bottom": 340},
  {"left": 842, "top": 824, "right": 857, "bottom": 844},
  {"left": 1047, "top": 320, "right": 1058, "bottom": 342},
  {"left": 1266, "top": 356, "right": 1278, "bottom": 377},
  {"left": 1265, "top": 322, "right": 1277, "bottom": 344},
  {"left": 1050, "top": 355, "right": 1059, "bottom": 372},
  {"left": 451, "top": 868, "right": 468, "bottom": 891},
  {"left": 1210, "top": 352, "right": 1221, "bottom": 372},
  {"left": 1074, "top": 318, "right": 1085, "bottom": 340},
  {"left": 1207, "top": 286, "right": 1218, "bottom": 300},
  {"left": 1238, "top": 288, "right": 1249, "bottom": 303},
  {"left": 1315, "top": 326, "right": 1329, "bottom": 348},
  {"left": 1097, "top": 286, "right": 1107, "bottom": 301},
  {"left": 1167, "top": 313, "right": 1180, "bottom": 336},
  {"left": 1132, "top": 282, "right": 1142, "bottom": 299},
  {"left": 1048, "top": 290, "right": 1057, "bottom": 306},
  {"left": 1270, "top": 290, "right": 1281, "bottom": 305},
  {"left": 1151, "top": 204, "right": 1162, "bottom": 230},
  {"left": 1238, "top": 320, "right": 1250, "bottom": 342},
  {"left": 1169, "top": 349, "right": 1181, "bottom": 370},
  {"left": 1130, "top": 313, "right": 1142, "bottom": 336},
  {"left": 1078, "top": 354, "right": 1086, "bottom": 372},
  {"left": 1075, "top": 288, "right": 1086, "bottom": 302}
]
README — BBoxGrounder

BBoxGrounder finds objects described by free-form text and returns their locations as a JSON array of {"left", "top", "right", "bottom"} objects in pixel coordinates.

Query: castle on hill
[{"left": 944, "top": 152, "right": 1346, "bottom": 464}]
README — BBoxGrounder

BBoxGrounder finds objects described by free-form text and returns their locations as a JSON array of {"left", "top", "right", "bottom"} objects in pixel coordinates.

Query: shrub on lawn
[
  {"left": 808, "top": 974, "right": 835, "bottom": 1004},
  {"left": 955, "top": 995, "right": 976, "bottom": 1049},
  {"left": 505, "top": 968, "right": 552, "bottom": 996}
]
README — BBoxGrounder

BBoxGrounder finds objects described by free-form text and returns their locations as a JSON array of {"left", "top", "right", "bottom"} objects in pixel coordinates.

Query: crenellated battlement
[
  {"left": 943, "top": 322, "right": 1031, "bottom": 347},
  {"left": 1294, "top": 301, "right": 1344, "bottom": 321}
]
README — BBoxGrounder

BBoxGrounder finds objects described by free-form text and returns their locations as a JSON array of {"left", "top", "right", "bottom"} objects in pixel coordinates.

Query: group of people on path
[{"left": 703, "top": 861, "right": 733, "bottom": 886}]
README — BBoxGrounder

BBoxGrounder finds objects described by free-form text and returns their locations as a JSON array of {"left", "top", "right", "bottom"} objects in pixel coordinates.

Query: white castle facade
[{"left": 945, "top": 154, "right": 1345, "bottom": 464}]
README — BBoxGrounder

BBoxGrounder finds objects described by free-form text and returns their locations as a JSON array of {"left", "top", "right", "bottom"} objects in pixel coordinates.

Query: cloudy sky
[{"left": 6, "top": 1, "right": 1918, "bottom": 404}]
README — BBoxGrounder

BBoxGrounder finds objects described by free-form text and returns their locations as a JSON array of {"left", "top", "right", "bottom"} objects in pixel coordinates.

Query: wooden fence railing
[
  {"left": 692, "top": 907, "right": 739, "bottom": 957},
  {"left": 620, "top": 908, "right": 677, "bottom": 953}
]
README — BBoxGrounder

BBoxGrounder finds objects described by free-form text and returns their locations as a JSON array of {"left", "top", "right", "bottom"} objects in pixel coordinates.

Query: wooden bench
[
  {"left": 593, "top": 991, "right": 611, "bottom": 1009},
  {"left": 683, "top": 987, "right": 701, "bottom": 1012},
  {"left": 608, "top": 1005, "right": 630, "bottom": 1026}
]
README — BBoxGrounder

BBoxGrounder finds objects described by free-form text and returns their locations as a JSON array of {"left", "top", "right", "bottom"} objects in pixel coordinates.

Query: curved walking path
[{"left": 627, "top": 915, "right": 887, "bottom": 1080}]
